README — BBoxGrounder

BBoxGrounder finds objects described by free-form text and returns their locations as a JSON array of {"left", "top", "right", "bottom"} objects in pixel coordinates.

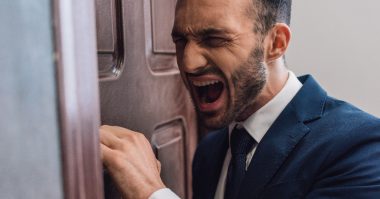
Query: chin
[{"left": 198, "top": 108, "right": 234, "bottom": 130}]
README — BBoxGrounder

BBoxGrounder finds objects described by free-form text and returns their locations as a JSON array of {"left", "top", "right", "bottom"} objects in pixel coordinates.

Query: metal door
[{"left": 94, "top": 0, "right": 198, "bottom": 198}]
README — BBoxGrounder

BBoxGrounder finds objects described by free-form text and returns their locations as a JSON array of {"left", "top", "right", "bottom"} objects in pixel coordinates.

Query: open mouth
[
  {"left": 194, "top": 80, "right": 224, "bottom": 103},
  {"left": 190, "top": 78, "right": 225, "bottom": 111}
]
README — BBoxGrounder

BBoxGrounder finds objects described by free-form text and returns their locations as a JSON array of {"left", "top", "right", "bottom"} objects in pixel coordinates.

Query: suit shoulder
[
  {"left": 306, "top": 96, "right": 380, "bottom": 164},
  {"left": 316, "top": 96, "right": 380, "bottom": 137}
]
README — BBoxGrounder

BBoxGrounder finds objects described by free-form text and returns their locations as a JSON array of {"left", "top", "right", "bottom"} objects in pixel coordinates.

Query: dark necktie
[{"left": 224, "top": 126, "right": 255, "bottom": 199}]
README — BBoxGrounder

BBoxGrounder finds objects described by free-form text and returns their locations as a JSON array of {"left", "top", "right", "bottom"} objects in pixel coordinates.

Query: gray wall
[
  {"left": 0, "top": 0, "right": 63, "bottom": 198},
  {"left": 287, "top": 0, "right": 380, "bottom": 117}
]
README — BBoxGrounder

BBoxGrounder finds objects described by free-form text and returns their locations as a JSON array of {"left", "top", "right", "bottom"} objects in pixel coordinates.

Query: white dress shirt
[{"left": 149, "top": 71, "right": 302, "bottom": 199}]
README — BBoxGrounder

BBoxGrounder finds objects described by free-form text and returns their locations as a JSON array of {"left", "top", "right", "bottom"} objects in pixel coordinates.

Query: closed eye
[
  {"left": 172, "top": 36, "right": 187, "bottom": 46},
  {"left": 202, "top": 36, "right": 230, "bottom": 47}
]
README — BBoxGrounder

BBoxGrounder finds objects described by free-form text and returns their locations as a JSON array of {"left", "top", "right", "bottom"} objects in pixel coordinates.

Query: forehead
[{"left": 173, "top": 0, "right": 253, "bottom": 34}]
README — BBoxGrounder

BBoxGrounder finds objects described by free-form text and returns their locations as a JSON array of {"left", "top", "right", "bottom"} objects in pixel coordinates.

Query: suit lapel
[
  {"left": 201, "top": 128, "right": 229, "bottom": 199},
  {"left": 238, "top": 105, "right": 310, "bottom": 198},
  {"left": 238, "top": 75, "right": 327, "bottom": 198}
]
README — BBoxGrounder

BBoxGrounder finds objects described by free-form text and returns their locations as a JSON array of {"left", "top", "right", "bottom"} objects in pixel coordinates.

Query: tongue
[{"left": 199, "top": 82, "right": 224, "bottom": 103}]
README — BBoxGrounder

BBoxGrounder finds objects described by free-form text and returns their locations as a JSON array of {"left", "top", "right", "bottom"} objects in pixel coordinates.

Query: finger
[
  {"left": 99, "top": 128, "right": 122, "bottom": 150},
  {"left": 101, "top": 125, "right": 138, "bottom": 139},
  {"left": 100, "top": 143, "right": 114, "bottom": 165}
]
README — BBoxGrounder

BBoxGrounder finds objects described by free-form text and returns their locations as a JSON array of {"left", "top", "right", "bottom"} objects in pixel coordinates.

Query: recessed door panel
[
  {"left": 96, "top": 0, "right": 124, "bottom": 80},
  {"left": 148, "top": 0, "right": 178, "bottom": 73},
  {"left": 152, "top": 119, "right": 186, "bottom": 198},
  {"left": 151, "top": 0, "right": 176, "bottom": 54}
]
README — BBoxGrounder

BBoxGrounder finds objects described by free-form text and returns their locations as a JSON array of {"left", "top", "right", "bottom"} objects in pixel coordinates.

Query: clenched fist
[{"left": 100, "top": 125, "right": 165, "bottom": 199}]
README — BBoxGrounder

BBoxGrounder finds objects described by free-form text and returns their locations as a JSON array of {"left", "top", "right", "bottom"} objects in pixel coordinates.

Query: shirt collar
[{"left": 229, "top": 71, "right": 302, "bottom": 143}]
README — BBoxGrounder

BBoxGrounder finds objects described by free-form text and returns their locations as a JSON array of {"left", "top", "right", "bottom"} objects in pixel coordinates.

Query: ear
[{"left": 264, "top": 23, "right": 291, "bottom": 62}]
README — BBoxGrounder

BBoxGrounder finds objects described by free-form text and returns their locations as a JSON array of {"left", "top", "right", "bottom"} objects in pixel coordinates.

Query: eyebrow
[
  {"left": 197, "top": 28, "right": 228, "bottom": 36},
  {"left": 171, "top": 27, "right": 230, "bottom": 38}
]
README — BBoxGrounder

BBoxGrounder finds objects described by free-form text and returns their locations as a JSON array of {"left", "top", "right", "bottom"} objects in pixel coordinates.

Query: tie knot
[{"left": 230, "top": 126, "right": 255, "bottom": 155}]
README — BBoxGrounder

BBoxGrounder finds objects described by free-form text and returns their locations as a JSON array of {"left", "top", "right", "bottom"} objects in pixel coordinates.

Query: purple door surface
[{"left": 95, "top": 0, "right": 198, "bottom": 198}]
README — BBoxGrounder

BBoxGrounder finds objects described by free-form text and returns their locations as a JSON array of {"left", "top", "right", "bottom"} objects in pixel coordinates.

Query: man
[{"left": 100, "top": 0, "right": 380, "bottom": 198}]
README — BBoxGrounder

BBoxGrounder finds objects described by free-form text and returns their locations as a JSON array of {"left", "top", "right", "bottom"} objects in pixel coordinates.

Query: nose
[{"left": 179, "top": 40, "right": 207, "bottom": 74}]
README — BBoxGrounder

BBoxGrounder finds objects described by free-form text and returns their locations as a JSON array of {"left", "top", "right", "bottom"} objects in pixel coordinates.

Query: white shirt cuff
[{"left": 148, "top": 188, "right": 181, "bottom": 199}]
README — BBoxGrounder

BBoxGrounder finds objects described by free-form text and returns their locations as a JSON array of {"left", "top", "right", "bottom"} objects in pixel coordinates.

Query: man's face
[{"left": 172, "top": 0, "right": 267, "bottom": 129}]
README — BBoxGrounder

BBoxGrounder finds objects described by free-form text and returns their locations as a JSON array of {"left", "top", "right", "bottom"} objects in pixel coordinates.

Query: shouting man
[{"left": 100, "top": 0, "right": 380, "bottom": 198}]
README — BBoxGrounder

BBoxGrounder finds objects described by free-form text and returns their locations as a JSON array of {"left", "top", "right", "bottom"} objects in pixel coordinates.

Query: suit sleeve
[{"left": 305, "top": 130, "right": 380, "bottom": 198}]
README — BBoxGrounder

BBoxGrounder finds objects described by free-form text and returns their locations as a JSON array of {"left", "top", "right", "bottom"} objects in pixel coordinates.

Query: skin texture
[
  {"left": 172, "top": 0, "right": 290, "bottom": 128},
  {"left": 100, "top": 125, "right": 165, "bottom": 199},
  {"left": 100, "top": 0, "right": 292, "bottom": 198}
]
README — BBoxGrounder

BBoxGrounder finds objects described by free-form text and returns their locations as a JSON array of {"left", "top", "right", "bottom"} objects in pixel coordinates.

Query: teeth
[{"left": 192, "top": 80, "right": 220, "bottom": 87}]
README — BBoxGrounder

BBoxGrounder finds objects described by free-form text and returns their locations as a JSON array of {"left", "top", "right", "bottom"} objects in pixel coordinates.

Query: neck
[{"left": 236, "top": 60, "right": 289, "bottom": 122}]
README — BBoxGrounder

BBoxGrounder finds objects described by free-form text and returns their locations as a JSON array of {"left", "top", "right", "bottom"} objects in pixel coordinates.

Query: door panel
[
  {"left": 95, "top": 0, "right": 197, "bottom": 198},
  {"left": 151, "top": 0, "right": 177, "bottom": 54},
  {"left": 96, "top": 0, "right": 124, "bottom": 80},
  {"left": 152, "top": 118, "right": 187, "bottom": 198},
  {"left": 148, "top": 0, "right": 178, "bottom": 73}
]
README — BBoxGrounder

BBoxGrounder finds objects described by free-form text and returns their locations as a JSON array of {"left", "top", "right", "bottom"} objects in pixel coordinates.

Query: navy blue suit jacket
[{"left": 192, "top": 75, "right": 380, "bottom": 199}]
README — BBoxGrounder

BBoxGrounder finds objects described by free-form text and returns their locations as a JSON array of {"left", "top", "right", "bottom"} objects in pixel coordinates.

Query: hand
[{"left": 100, "top": 125, "right": 165, "bottom": 199}]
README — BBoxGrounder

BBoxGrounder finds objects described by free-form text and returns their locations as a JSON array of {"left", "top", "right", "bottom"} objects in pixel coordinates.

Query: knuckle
[
  {"left": 130, "top": 131, "right": 145, "bottom": 142},
  {"left": 136, "top": 132, "right": 146, "bottom": 139},
  {"left": 112, "top": 155, "right": 126, "bottom": 169},
  {"left": 120, "top": 142, "right": 130, "bottom": 152},
  {"left": 100, "top": 125, "right": 111, "bottom": 129},
  {"left": 115, "top": 140, "right": 126, "bottom": 150}
]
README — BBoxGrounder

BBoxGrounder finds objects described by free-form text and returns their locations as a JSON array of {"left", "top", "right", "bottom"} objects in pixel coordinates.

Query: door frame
[{"left": 52, "top": 0, "right": 104, "bottom": 198}]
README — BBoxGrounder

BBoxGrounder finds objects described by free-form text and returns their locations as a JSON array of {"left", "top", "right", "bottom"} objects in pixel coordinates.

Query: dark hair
[{"left": 249, "top": 0, "right": 292, "bottom": 34}]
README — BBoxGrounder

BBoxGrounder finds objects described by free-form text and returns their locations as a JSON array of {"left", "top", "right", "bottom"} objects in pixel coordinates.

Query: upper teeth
[{"left": 192, "top": 80, "right": 220, "bottom": 87}]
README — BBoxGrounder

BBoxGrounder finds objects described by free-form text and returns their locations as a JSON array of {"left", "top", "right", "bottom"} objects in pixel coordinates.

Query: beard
[{"left": 197, "top": 45, "right": 267, "bottom": 130}]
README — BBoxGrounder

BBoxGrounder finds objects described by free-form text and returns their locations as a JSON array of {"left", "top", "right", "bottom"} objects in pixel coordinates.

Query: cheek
[
  {"left": 206, "top": 49, "right": 249, "bottom": 102},
  {"left": 208, "top": 46, "right": 253, "bottom": 79},
  {"left": 226, "top": 81, "right": 236, "bottom": 105},
  {"left": 208, "top": 52, "right": 237, "bottom": 80}
]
